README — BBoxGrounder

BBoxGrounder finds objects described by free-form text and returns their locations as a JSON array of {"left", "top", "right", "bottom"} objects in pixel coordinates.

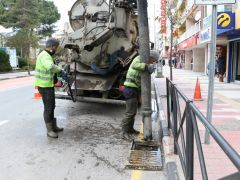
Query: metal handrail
[{"left": 166, "top": 78, "right": 240, "bottom": 180}]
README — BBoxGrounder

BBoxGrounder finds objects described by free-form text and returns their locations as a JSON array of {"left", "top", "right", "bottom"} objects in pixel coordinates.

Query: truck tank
[{"left": 57, "top": 0, "right": 138, "bottom": 102}]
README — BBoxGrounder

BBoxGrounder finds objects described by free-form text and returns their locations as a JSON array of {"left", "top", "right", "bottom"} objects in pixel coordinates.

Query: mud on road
[{"left": 0, "top": 100, "right": 134, "bottom": 180}]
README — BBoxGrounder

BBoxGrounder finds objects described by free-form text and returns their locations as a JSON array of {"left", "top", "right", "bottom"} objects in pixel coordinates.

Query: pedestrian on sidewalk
[
  {"left": 162, "top": 59, "right": 165, "bottom": 66},
  {"left": 215, "top": 56, "right": 220, "bottom": 77},
  {"left": 121, "top": 50, "right": 159, "bottom": 140},
  {"left": 34, "top": 38, "right": 68, "bottom": 138},
  {"left": 218, "top": 55, "right": 225, "bottom": 82}
]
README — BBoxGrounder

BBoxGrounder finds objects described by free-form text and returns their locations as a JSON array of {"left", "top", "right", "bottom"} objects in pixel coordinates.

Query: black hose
[{"left": 67, "top": 77, "right": 76, "bottom": 102}]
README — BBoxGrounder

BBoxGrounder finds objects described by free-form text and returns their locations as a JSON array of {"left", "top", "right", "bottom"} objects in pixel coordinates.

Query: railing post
[
  {"left": 166, "top": 78, "right": 171, "bottom": 129},
  {"left": 172, "top": 86, "right": 178, "bottom": 154},
  {"left": 186, "top": 101, "right": 194, "bottom": 180}
]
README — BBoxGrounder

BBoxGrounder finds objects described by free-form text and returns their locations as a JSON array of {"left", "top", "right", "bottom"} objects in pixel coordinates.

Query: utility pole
[{"left": 137, "top": 0, "right": 152, "bottom": 140}]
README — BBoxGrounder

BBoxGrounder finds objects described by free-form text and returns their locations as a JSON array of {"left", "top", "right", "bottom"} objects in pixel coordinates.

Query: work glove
[
  {"left": 60, "top": 70, "right": 68, "bottom": 81},
  {"left": 146, "top": 64, "right": 156, "bottom": 74}
]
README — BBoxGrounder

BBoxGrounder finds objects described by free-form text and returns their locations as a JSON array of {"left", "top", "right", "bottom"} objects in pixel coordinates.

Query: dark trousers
[
  {"left": 121, "top": 87, "right": 139, "bottom": 133},
  {"left": 38, "top": 87, "right": 55, "bottom": 123},
  {"left": 122, "top": 97, "right": 138, "bottom": 132}
]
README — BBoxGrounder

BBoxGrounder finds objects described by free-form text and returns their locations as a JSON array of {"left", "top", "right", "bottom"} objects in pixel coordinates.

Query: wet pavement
[{"left": 0, "top": 77, "right": 166, "bottom": 180}]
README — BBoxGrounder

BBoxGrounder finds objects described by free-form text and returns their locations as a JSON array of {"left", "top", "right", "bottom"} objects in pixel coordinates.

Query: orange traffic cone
[
  {"left": 33, "top": 86, "right": 42, "bottom": 99},
  {"left": 193, "top": 78, "right": 203, "bottom": 101}
]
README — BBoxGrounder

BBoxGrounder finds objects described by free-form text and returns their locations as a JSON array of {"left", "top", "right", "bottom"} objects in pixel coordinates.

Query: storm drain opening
[{"left": 125, "top": 140, "right": 163, "bottom": 171}]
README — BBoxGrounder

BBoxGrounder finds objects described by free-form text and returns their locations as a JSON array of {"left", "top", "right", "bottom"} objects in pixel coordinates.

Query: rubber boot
[
  {"left": 46, "top": 123, "right": 58, "bottom": 138},
  {"left": 121, "top": 131, "right": 135, "bottom": 141},
  {"left": 129, "top": 119, "right": 140, "bottom": 135},
  {"left": 52, "top": 118, "right": 64, "bottom": 132}
]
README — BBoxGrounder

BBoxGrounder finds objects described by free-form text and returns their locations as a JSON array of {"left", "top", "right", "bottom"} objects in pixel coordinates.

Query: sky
[
  {"left": 52, "top": 0, "right": 76, "bottom": 33},
  {"left": 53, "top": 0, "right": 157, "bottom": 36},
  {"left": 1, "top": 0, "right": 157, "bottom": 37}
]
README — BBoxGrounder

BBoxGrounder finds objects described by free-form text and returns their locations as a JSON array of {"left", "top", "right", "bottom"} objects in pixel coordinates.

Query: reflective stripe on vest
[
  {"left": 34, "top": 51, "right": 56, "bottom": 87},
  {"left": 35, "top": 75, "right": 53, "bottom": 81},
  {"left": 35, "top": 68, "right": 53, "bottom": 75},
  {"left": 124, "top": 56, "right": 144, "bottom": 88}
]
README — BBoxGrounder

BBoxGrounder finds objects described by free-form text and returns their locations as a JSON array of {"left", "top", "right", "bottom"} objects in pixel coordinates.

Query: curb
[
  {"left": 153, "top": 77, "right": 184, "bottom": 180},
  {"left": 0, "top": 75, "right": 34, "bottom": 81}
]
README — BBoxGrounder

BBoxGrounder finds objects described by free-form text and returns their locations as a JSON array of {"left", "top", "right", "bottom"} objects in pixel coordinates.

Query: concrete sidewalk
[
  {"left": 0, "top": 71, "right": 34, "bottom": 81},
  {"left": 154, "top": 66, "right": 240, "bottom": 180}
]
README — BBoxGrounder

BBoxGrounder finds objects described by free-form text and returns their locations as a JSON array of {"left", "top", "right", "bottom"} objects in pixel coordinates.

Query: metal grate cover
[{"left": 125, "top": 141, "right": 163, "bottom": 171}]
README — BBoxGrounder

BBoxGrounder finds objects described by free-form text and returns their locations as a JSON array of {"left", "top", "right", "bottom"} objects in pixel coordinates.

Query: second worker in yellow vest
[{"left": 121, "top": 50, "right": 159, "bottom": 141}]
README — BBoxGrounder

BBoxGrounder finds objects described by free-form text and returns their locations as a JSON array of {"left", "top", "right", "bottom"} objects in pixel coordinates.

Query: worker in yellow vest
[
  {"left": 34, "top": 38, "right": 68, "bottom": 138},
  {"left": 121, "top": 50, "right": 159, "bottom": 140}
]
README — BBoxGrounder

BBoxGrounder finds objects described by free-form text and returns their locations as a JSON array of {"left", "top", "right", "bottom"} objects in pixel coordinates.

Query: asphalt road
[{"left": 0, "top": 77, "right": 165, "bottom": 180}]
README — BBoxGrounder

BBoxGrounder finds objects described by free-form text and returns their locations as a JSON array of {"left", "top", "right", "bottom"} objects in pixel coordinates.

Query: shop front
[
  {"left": 226, "top": 9, "right": 240, "bottom": 82},
  {"left": 178, "top": 35, "right": 198, "bottom": 70},
  {"left": 228, "top": 32, "right": 240, "bottom": 82}
]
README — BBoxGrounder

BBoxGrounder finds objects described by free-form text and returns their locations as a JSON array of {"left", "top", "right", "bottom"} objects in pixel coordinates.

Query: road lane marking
[
  {"left": 131, "top": 170, "right": 141, "bottom": 180},
  {"left": 0, "top": 120, "right": 9, "bottom": 126},
  {"left": 131, "top": 124, "right": 144, "bottom": 180}
]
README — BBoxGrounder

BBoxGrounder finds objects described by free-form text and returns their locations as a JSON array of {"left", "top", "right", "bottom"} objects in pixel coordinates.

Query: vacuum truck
[{"left": 56, "top": 0, "right": 139, "bottom": 104}]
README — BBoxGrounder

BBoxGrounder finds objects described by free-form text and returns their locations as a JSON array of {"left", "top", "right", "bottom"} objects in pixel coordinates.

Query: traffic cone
[
  {"left": 193, "top": 78, "right": 203, "bottom": 101},
  {"left": 33, "top": 86, "right": 42, "bottom": 99}
]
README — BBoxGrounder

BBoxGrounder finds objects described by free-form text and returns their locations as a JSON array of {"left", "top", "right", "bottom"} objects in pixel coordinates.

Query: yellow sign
[
  {"left": 217, "top": 13, "right": 231, "bottom": 28},
  {"left": 236, "top": 9, "right": 240, "bottom": 30}
]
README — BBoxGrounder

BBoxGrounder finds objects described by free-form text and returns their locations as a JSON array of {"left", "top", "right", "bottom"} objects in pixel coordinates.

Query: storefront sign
[
  {"left": 200, "top": 28, "right": 211, "bottom": 43},
  {"left": 236, "top": 9, "right": 240, "bottom": 30},
  {"left": 160, "top": 0, "right": 167, "bottom": 33},
  {"left": 217, "top": 12, "right": 235, "bottom": 30},
  {"left": 195, "top": 0, "right": 236, "bottom": 5},
  {"left": 178, "top": 35, "right": 197, "bottom": 50}
]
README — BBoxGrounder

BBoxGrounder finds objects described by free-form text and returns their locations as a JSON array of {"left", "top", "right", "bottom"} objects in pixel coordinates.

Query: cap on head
[
  {"left": 46, "top": 38, "right": 59, "bottom": 48},
  {"left": 150, "top": 50, "right": 159, "bottom": 61}
]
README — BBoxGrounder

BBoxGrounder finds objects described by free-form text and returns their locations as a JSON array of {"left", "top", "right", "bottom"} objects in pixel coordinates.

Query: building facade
[{"left": 160, "top": 0, "right": 240, "bottom": 83}]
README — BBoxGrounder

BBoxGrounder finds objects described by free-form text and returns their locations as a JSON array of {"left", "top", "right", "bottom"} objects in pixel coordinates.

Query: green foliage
[
  {"left": 18, "top": 57, "right": 27, "bottom": 68},
  {"left": 38, "top": 0, "right": 61, "bottom": 37},
  {"left": 6, "top": 30, "right": 39, "bottom": 58},
  {"left": 0, "top": 49, "right": 12, "bottom": 72},
  {"left": 21, "top": 65, "right": 35, "bottom": 71},
  {"left": 0, "top": 0, "right": 60, "bottom": 59},
  {"left": 167, "top": 0, "right": 179, "bottom": 27},
  {"left": 0, "top": 0, "right": 60, "bottom": 36},
  {"left": 0, "top": 0, "right": 40, "bottom": 30}
]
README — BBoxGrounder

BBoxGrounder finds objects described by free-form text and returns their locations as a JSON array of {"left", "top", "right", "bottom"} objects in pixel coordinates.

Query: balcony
[{"left": 178, "top": 20, "right": 201, "bottom": 44}]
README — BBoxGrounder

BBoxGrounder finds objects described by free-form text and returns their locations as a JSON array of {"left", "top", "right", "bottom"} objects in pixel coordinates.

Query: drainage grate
[{"left": 125, "top": 141, "right": 163, "bottom": 171}]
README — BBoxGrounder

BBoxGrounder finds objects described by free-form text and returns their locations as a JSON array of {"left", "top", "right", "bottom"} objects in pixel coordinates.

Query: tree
[
  {"left": 38, "top": 0, "right": 61, "bottom": 37},
  {"left": 5, "top": 30, "right": 38, "bottom": 58},
  {"left": 0, "top": 0, "right": 40, "bottom": 30},
  {"left": 0, "top": 0, "right": 60, "bottom": 35},
  {"left": 0, "top": 0, "right": 60, "bottom": 73},
  {"left": 166, "top": 0, "right": 178, "bottom": 80},
  {"left": 0, "top": 49, "right": 12, "bottom": 72}
]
